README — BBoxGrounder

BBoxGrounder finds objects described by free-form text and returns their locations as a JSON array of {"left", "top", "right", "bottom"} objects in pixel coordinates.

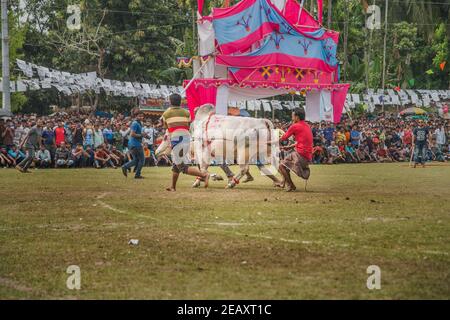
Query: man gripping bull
[
  {"left": 276, "top": 107, "right": 313, "bottom": 192},
  {"left": 162, "top": 93, "right": 210, "bottom": 192}
]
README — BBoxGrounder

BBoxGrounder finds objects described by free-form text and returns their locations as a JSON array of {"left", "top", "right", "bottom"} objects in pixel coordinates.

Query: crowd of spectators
[
  {"left": 275, "top": 114, "right": 449, "bottom": 164},
  {"left": 0, "top": 111, "right": 448, "bottom": 170},
  {"left": 0, "top": 112, "right": 167, "bottom": 170}
]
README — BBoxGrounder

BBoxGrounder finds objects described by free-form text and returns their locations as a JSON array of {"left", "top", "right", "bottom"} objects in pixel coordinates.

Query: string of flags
[
  {"left": 7, "top": 59, "right": 186, "bottom": 99},
  {"left": 345, "top": 89, "right": 450, "bottom": 110}
]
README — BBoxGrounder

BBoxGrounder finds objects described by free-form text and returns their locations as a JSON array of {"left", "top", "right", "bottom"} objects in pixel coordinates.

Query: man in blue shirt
[
  {"left": 323, "top": 123, "right": 335, "bottom": 146},
  {"left": 103, "top": 124, "right": 114, "bottom": 145},
  {"left": 350, "top": 126, "right": 361, "bottom": 147},
  {"left": 121, "top": 110, "right": 147, "bottom": 179}
]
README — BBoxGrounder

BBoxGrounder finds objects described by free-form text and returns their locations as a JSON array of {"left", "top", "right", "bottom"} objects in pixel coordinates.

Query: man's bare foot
[
  {"left": 286, "top": 184, "right": 296, "bottom": 192},
  {"left": 204, "top": 173, "right": 210, "bottom": 188},
  {"left": 274, "top": 181, "right": 285, "bottom": 188},
  {"left": 166, "top": 187, "right": 176, "bottom": 192}
]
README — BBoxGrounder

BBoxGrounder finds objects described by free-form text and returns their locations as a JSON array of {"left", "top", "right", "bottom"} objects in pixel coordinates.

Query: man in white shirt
[
  {"left": 13, "top": 120, "right": 26, "bottom": 146},
  {"left": 142, "top": 121, "right": 158, "bottom": 165},
  {"left": 35, "top": 145, "right": 51, "bottom": 168},
  {"left": 434, "top": 123, "right": 447, "bottom": 161}
]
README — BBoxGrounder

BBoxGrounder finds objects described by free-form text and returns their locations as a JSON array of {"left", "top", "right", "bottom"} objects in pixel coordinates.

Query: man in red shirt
[
  {"left": 54, "top": 122, "right": 66, "bottom": 147},
  {"left": 277, "top": 107, "right": 313, "bottom": 192}
]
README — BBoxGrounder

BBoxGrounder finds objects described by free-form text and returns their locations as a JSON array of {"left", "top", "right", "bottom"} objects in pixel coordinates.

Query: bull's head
[{"left": 194, "top": 104, "right": 215, "bottom": 122}]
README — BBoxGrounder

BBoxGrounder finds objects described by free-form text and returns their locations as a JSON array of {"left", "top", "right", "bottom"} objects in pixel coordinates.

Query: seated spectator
[
  {"left": 344, "top": 142, "right": 358, "bottom": 163},
  {"left": 71, "top": 143, "right": 90, "bottom": 168},
  {"left": 35, "top": 145, "right": 52, "bottom": 168},
  {"left": 312, "top": 144, "right": 326, "bottom": 164},
  {"left": 84, "top": 146, "right": 95, "bottom": 167},
  {"left": 103, "top": 143, "right": 121, "bottom": 166},
  {"left": 0, "top": 147, "right": 14, "bottom": 167},
  {"left": 376, "top": 145, "right": 393, "bottom": 163},
  {"left": 327, "top": 141, "right": 344, "bottom": 164},
  {"left": 7, "top": 145, "right": 25, "bottom": 166},
  {"left": 110, "top": 146, "right": 125, "bottom": 166},
  {"left": 55, "top": 142, "right": 74, "bottom": 168},
  {"left": 355, "top": 144, "right": 371, "bottom": 162},
  {"left": 94, "top": 145, "right": 116, "bottom": 169}
]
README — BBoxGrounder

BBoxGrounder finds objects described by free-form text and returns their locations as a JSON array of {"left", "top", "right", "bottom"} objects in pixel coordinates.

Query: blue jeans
[
  {"left": 414, "top": 144, "right": 427, "bottom": 164},
  {"left": 123, "top": 146, "right": 145, "bottom": 177}
]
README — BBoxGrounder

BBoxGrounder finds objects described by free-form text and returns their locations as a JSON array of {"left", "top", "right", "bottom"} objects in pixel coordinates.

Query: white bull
[{"left": 156, "top": 105, "right": 280, "bottom": 188}]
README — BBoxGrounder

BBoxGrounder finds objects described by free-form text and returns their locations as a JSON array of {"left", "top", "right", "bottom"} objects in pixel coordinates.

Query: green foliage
[{"left": 1, "top": 7, "right": 28, "bottom": 112}]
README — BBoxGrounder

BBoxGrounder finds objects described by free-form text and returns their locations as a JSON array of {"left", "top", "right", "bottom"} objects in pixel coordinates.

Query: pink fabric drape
[
  {"left": 332, "top": 85, "right": 350, "bottom": 123},
  {"left": 317, "top": 0, "right": 323, "bottom": 25},
  {"left": 185, "top": 81, "right": 218, "bottom": 119},
  {"left": 283, "top": 0, "right": 320, "bottom": 31},
  {"left": 198, "top": 0, "right": 205, "bottom": 15}
]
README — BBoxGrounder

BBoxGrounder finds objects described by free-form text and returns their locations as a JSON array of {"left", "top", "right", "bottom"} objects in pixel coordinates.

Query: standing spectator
[
  {"left": 65, "top": 121, "right": 73, "bottom": 146},
  {"left": 13, "top": 119, "right": 27, "bottom": 147},
  {"left": 113, "top": 124, "right": 123, "bottom": 150},
  {"left": 2, "top": 120, "right": 15, "bottom": 148},
  {"left": 54, "top": 121, "right": 66, "bottom": 147},
  {"left": 0, "top": 118, "right": 5, "bottom": 146},
  {"left": 121, "top": 111, "right": 146, "bottom": 178},
  {"left": 103, "top": 124, "right": 114, "bottom": 145},
  {"left": 42, "top": 121, "right": 56, "bottom": 162},
  {"left": 434, "top": 122, "right": 447, "bottom": 161},
  {"left": 403, "top": 125, "right": 413, "bottom": 146},
  {"left": 83, "top": 122, "right": 94, "bottom": 148},
  {"left": 119, "top": 124, "right": 130, "bottom": 149},
  {"left": 72, "top": 121, "right": 84, "bottom": 146},
  {"left": 350, "top": 125, "right": 361, "bottom": 147},
  {"left": 16, "top": 120, "right": 43, "bottom": 173},
  {"left": 143, "top": 120, "right": 158, "bottom": 165},
  {"left": 412, "top": 120, "right": 431, "bottom": 168},
  {"left": 93, "top": 124, "right": 104, "bottom": 148},
  {"left": 323, "top": 123, "right": 335, "bottom": 146}
]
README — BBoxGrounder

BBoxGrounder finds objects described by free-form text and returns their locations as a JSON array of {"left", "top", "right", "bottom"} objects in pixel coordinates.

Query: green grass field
[{"left": 0, "top": 163, "right": 449, "bottom": 299}]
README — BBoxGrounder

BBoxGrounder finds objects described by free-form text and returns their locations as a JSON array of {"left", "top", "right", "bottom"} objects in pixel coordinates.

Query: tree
[{"left": 1, "top": 2, "right": 27, "bottom": 112}]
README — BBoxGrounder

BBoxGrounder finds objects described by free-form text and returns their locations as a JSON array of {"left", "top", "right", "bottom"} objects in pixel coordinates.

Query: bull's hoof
[
  {"left": 211, "top": 174, "right": 224, "bottom": 181},
  {"left": 242, "top": 176, "right": 254, "bottom": 183}
]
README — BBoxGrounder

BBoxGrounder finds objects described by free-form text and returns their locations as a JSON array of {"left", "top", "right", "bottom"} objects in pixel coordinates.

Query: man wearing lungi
[
  {"left": 162, "top": 93, "right": 210, "bottom": 191},
  {"left": 276, "top": 107, "right": 313, "bottom": 192}
]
